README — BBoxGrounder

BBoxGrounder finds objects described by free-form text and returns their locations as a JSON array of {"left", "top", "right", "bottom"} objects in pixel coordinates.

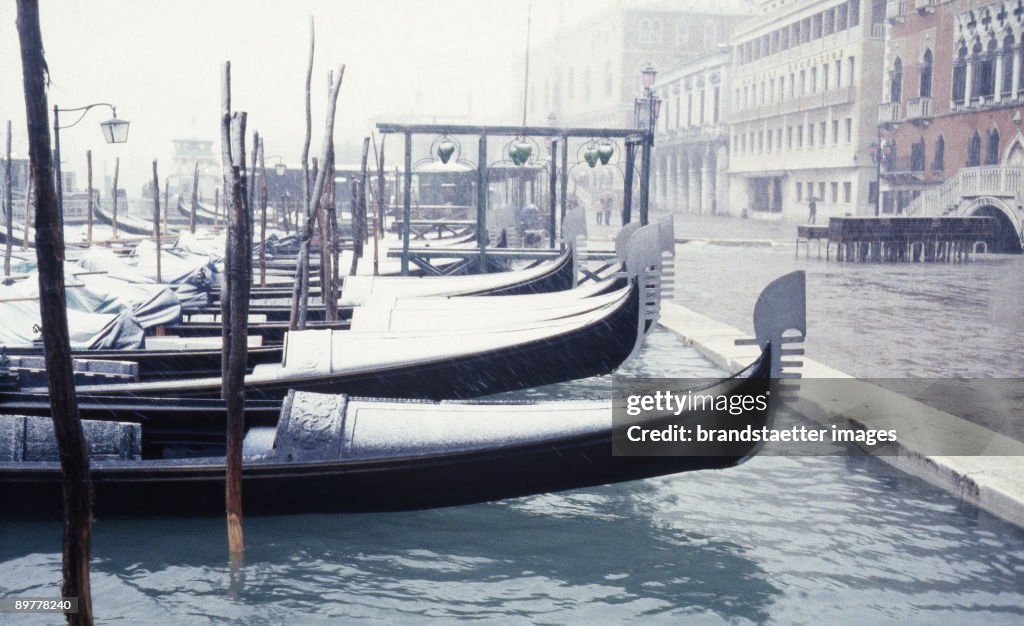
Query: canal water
[{"left": 2, "top": 328, "right": 1023, "bottom": 623}]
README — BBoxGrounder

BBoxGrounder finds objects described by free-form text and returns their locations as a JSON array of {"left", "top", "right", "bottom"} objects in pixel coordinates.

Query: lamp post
[
  {"left": 53, "top": 103, "right": 129, "bottom": 223},
  {"left": 869, "top": 137, "right": 891, "bottom": 216},
  {"left": 634, "top": 63, "right": 662, "bottom": 225}
]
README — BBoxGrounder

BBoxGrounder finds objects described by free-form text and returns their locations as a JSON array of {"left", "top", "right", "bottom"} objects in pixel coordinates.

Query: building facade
[
  {"left": 525, "top": 0, "right": 753, "bottom": 128},
  {"left": 726, "top": 0, "right": 887, "bottom": 221},
  {"left": 651, "top": 48, "right": 732, "bottom": 214},
  {"left": 879, "top": 0, "right": 1024, "bottom": 250}
]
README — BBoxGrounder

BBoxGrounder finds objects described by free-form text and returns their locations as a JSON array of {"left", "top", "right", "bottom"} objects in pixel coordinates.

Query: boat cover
[
  {"left": 0, "top": 296, "right": 145, "bottom": 350},
  {"left": 76, "top": 246, "right": 215, "bottom": 309}
]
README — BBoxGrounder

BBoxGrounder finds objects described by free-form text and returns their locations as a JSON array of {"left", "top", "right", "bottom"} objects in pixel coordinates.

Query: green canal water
[{"left": 1, "top": 330, "right": 1023, "bottom": 623}]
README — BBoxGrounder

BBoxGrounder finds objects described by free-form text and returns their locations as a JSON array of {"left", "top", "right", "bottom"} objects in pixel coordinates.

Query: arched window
[
  {"left": 986, "top": 128, "right": 1001, "bottom": 164},
  {"left": 919, "top": 49, "right": 933, "bottom": 98},
  {"left": 640, "top": 19, "right": 655, "bottom": 44},
  {"left": 972, "top": 39, "right": 996, "bottom": 101},
  {"left": 967, "top": 130, "right": 982, "bottom": 166},
  {"left": 1002, "top": 35, "right": 1014, "bottom": 97},
  {"left": 890, "top": 57, "right": 903, "bottom": 102},
  {"left": 933, "top": 135, "right": 945, "bottom": 171},
  {"left": 952, "top": 44, "right": 967, "bottom": 105},
  {"left": 911, "top": 138, "right": 926, "bottom": 171}
]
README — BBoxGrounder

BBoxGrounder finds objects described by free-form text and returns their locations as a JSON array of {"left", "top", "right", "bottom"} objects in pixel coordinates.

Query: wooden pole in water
[
  {"left": 289, "top": 16, "right": 316, "bottom": 331},
  {"left": 219, "top": 61, "right": 250, "bottom": 561},
  {"left": 4, "top": 120, "right": 12, "bottom": 277},
  {"left": 214, "top": 187, "right": 220, "bottom": 227},
  {"left": 163, "top": 179, "right": 169, "bottom": 234},
  {"left": 152, "top": 160, "right": 162, "bottom": 283},
  {"left": 22, "top": 165, "right": 32, "bottom": 250},
  {"left": 259, "top": 139, "right": 268, "bottom": 287},
  {"left": 352, "top": 136, "right": 368, "bottom": 276},
  {"left": 111, "top": 156, "right": 119, "bottom": 239},
  {"left": 16, "top": 2, "right": 95, "bottom": 622},
  {"left": 374, "top": 136, "right": 386, "bottom": 278},
  {"left": 190, "top": 162, "right": 199, "bottom": 234},
  {"left": 85, "top": 150, "right": 93, "bottom": 245}
]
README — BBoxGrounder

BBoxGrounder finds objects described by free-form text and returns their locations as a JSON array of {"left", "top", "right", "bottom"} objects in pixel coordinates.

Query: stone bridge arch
[{"left": 959, "top": 196, "right": 1024, "bottom": 253}]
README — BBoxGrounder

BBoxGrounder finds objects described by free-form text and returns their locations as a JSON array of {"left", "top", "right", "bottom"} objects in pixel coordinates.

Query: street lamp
[
  {"left": 869, "top": 138, "right": 891, "bottom": 216},
  {"left": 266, "top": 155, "right": 287, "bottom": 177},
  {"left": 633, "top": 63, "right": 662, "bottom": 226},
  {"left": 53, "top": 103, "right": 129, "bottom": 221}
]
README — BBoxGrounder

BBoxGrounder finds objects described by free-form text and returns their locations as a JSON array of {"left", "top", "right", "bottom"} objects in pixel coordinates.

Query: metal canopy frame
[{"left": 376, "top": 123, "right": 653, "bottom": 275}]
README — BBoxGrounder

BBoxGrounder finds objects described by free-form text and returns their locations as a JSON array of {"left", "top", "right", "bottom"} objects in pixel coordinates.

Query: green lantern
[
  {"left": 437, "top": 139, "right": 456, "bottom": 164},
  {"left": 584, "top": 147, "right": 599, "bottom": 168},
  {"left": 597, "top": 142, "right": 614, "bottom": 165}
]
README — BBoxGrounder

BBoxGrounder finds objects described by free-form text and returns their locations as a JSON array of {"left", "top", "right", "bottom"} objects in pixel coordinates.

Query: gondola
[
  {"left": 91, "top": 202, "right": 155, "bottom": 236},
  {"left": 0, "top": 270, "right": 805, "bottom": 518},
  {"left": 2, "top": 223, "right": 670, "bottom": 403}
]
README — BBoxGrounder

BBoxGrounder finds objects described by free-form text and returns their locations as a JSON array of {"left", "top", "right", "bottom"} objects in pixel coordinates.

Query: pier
[{"left": 795, "top": 216, "right": 995, "bottom": 262}]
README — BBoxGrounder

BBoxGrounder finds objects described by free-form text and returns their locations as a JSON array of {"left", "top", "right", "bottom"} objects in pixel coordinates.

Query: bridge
[{"left": 904, "top": 165, "right": 1024, "bottom": 253}]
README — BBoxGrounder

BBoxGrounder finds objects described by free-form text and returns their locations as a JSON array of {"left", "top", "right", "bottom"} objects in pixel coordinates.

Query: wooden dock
[{"left": 796, "top": 217, "right": 995, "bottom": 262}]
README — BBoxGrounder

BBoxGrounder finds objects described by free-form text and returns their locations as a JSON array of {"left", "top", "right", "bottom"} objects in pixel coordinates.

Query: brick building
[{"left": 880, "top": 0, "right": 1024, "bottom": 250}]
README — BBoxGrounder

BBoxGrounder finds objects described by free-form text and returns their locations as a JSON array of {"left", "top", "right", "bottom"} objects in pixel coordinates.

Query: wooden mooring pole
[
  {"left": 16, "top": 1, "right": 95, "bottom": 621},
  {"left": 219, "top": 61, "right": 251, "bottom": 561},
  {"left": 152, "top": 160, "right": 162, "bottom": 284},
  {"left": 190, "top": 162, "right": 199, "bottom": 234},
  {"left": 85, "top": 150, "right": 93, "bottom": 245},
  {"left": 289, "top": 16, "right": 316, "bottom": 331},
  {"left": 111, "top": 156, "right": 119, "bottom": 239},
  {"left": 4, "top": 120, "right": 12, "bottom": 276}
]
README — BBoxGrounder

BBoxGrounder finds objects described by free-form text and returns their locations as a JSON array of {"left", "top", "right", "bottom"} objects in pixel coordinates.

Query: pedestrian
[{"left": 808, "top": 196, "right": 817, "bottom": 225}]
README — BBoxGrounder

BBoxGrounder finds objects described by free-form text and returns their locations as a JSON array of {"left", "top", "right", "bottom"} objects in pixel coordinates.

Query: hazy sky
[{"left": 1, "top": 0, "right": 604, "bottom": 193}]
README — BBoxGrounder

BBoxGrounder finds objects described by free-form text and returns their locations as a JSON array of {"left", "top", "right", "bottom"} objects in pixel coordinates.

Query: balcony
[
  {"left": 905, "top": 97, "right": 931, "bottom": 122},
  {"left": 885, "top": 0, "right": 907, "bottom": 24},
  {"left": 878, "top": 102, "right": 902, "bottom": 124}
]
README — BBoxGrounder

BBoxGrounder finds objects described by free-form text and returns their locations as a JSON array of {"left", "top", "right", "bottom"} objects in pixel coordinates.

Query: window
[
  {"left": 787, "top": 126, "right": 793, "bottom": 149},
  {"left": 796, "top": 181, "right": 803, "bottom": 201},
  {"left": 767, "top": 128, "right": 773, "bottom": 151},
  {"left": 797, "top": 125, "right": 803, "bottom": 147},
  {"left": 843, "top": 182, "right": 852, "bottom": 203},
  {"left": 640, "top": 19, "right": 662, "bottom": 44},
  {"left": 781, "top": 26, "right": 790, "bottom": 50},
  {"left": 818, "top": 182, "right": 826, "bottom": 200},
  {"left": 890, "top": 57, "right": 903, "bottom": 103},
  {"left": 820, "top": 121, "right": 827, "bottom": 146},
  {"left": 933, "top": 135, "right": 944, "bottom": 171},
  {"left": 845, "top": 118, "right": 853, "bottom": 143},
  {"left": 811, "top": 67, "right": 818, "bottom": 93},
  {"left": 704, "top": 20, "right": 717, "bottom": 47},
  {"left": 778, "top": 76, "right": 785, "bottom": 100},
  {"left": 987, "top": 128, "right": 1001, "bottom": 164},
  {"left": 1002, "top": 36, "right": 1015, "bottom": 96},
  {"left": 952, "top": 45, "right": 967, "bottom": 105},
  {"left": 831, "top": 182, "right": 839, "bottom": 202},
  {"left": 800, "top": 70, "right": 807, "bottom": 95},
  {"left": 687, "top": 94, "right": 693, "bottom": 126},
  {"left": 823, "top": 64, "right": 830, "bottom": 91},
  {"left": 920, "top": 49, "right": 933, "bottom": 98},
  {"left": 837, "top": 3, "right": 849, "bottom": 30},
  {"left": 789, "top": 72, "right": 796, "bottom": 98},
  {"left": 824, "top": 8, "right": 835, "bottom": 35},
  {"left": 832, "top": 120, "right": 840, "bottom": 144},
  {"left": 850, "top": 0, "right": 860, "bottom": 26},
  {"left": 712, "top": 87, "right": 720, "bottom": 123},
  {"left": 967, "top": 131, "right": 982, "bottom": 166},
  {"left": 835, "top": 59, "right": 842, "bottom": 88},
  {"left": 812, "top": 13, "right": 823, "bottom": 39},
  {"left": 972, "top": 40, "right": 996, "bottom": 101},
  {"left": 808, "top": 123, "right": 815, "bottom": 146},
  {"left": 758, "top": 130, "right": 764, "bottom": 152},
  {"left": 776, "top": 128, "right": 782, "bottom": 150},
  {"left": 911, "top": 138, "right": 926, "bottom": 171},
  {"left": 699, "top": 89, "right": 706, "bottom": 123},
  {"left": 676, "top": 21, "right": 690, "bottom": 47},
  {"left": 741, "top": 133, "right": 747, "bottom": 152},
  {"left": 848, "top": 56, "right": 856, "bottom": 85}
]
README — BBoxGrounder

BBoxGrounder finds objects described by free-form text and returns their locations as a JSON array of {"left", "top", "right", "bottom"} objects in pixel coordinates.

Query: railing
[
  {"left": 878, "top": 101, "right": 902, "bottom": 123},
  {"left": 906, "top": 96, "right": 931, "bottom": 120},
  {"left": 904, "top": 165, "right": 1024, "bottom": 216}
]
